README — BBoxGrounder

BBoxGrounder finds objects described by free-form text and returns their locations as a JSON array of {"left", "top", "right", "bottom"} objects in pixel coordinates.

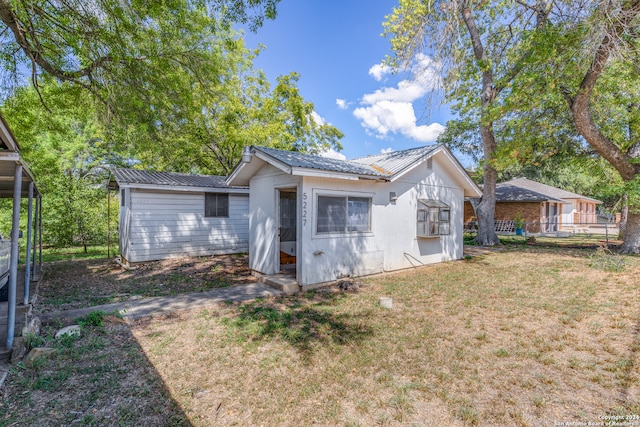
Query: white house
[
  {"left": 113, "top": 168, "right": 249, "bottom": 264},
  {"left": 226, "top": 144, "right": 482, "bottom": 288}
]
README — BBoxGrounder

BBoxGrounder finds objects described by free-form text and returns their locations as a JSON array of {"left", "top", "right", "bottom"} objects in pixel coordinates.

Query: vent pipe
[{"left": 242, "top": 146, "right": 252, "bottom": 163}]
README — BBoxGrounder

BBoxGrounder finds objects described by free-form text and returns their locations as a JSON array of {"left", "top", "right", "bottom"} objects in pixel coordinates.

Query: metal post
[
  {"left": 24, "top": 182, "right": 33, "bottom": 305},
  {"left": 107, "top": 187, "right": 111, "bottom": 259},
  {"left": 31, "top": 194, "right": 38, "bottom": 280},
  {"left": 38, "top": 194, "right": 42, "bottom": 268},
  {"left": 6, "top": 164, "right": 22, "bottom": 350}
]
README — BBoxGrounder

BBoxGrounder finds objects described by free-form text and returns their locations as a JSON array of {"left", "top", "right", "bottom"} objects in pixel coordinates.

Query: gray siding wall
[{"left": 124, "top": 189, "right": 249, "bottom": 263}]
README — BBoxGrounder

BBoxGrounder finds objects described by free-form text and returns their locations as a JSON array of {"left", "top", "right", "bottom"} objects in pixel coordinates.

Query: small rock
[
  {"left": 55, "top": 325, "right": 82, "bottom": 339},
  {"left": 10, "top": 337, "right": 26, "bottom": 364},
  {"left": 338, "top": 280, "right": 360, "bottom": 292},
  {"left": 23, "top": 347, "right": 56, "bottom": 367},
  {"left": 22, "top": 317, "right": 41, "bottom": 337}
]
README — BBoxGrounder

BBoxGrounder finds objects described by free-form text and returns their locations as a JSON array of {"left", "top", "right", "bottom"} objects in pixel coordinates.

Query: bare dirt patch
[{"left": 36, "top": 254, "right": 256, "bottom": 313}]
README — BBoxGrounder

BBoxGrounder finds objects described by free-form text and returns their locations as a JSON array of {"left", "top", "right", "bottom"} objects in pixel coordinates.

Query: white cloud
[
  {"left": 353, "top": 100, "right": 445, "bottom": 143},
  {"left": 368, "top": 63, "right": 392, "bottom": 81},
  {"left": 319, "top": 147, "right": 347, "bottom": 160},
  {"left": 381, "top": 147, "right": 394, "bottom": 154},
  {"left": 336, "top": 99, "right": 349, "bottom": 110},
  {"left": 310, "top": 111, "right": 325, "bottom": 125},
  {"left": 354, "top": 55, "right": 445, "bottom": 143}
]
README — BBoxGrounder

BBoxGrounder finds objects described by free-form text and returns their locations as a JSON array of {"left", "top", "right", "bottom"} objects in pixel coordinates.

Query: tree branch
[
  {"left": 569, "top": 0, "right": 640, "bottom": 180},
  {"left": 0, "top": 0, "right": 111, "bottom": 83}
]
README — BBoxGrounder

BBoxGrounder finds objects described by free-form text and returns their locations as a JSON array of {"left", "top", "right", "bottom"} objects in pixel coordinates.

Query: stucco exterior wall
[{"left": 248, "top": 152, "right": 467, "bottom": 286}]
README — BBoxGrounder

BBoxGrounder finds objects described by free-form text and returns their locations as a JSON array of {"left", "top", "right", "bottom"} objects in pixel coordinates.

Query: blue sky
[{"left": 242, "top": 0, "right": 453, "bottom": 162}]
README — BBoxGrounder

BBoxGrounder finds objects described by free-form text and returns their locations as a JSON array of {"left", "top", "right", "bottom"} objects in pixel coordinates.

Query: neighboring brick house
[{"left": 465, "top": 178, "right": 602, "bottom": 233}]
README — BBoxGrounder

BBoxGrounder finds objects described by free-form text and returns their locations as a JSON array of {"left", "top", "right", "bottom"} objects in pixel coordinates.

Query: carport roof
[{"left": 0, "top": 111, "right": 39, "bottom": 198}]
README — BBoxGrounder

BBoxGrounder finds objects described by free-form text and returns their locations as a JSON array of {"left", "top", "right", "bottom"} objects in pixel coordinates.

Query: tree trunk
[
  {"left": 474, "top": 126, "right": 501, "bottom": 245},
  {"left": 461, "top": 5, "right": 501, "bottom": 246},
  {"left": 619, "top": 194, "right": 628, "bottom": 240},
  {"left": 564, "top": 0, "right": 640, "bottom": 253},
  {"left": 621, "top": 211, "right": 640, "bottom": 254}
]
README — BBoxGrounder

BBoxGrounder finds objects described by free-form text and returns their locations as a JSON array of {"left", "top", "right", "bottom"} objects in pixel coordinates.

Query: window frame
[
  {"left": 204, "top": 192, "right": 229, "bottom": 218},
  {"left": 417, "top": 199, "right": 450, "bottom": 237},
  {"left": 315, "top": 193, "right": 372, "bottom": 235}
]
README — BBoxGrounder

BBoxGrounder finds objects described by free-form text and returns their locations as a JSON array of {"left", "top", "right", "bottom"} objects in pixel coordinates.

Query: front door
[{"left": 278, "top": 189, "right": 297, "bottom": 274}]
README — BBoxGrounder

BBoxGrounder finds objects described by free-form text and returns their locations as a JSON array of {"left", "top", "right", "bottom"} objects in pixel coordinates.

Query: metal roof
[
  {"left": 254, "top": 144, "right": 442, "bottom": 179},
  {"left": 497, "top": 178, "right": 601, "bottom": 203},
  {"left": 254, "top": 147, "right": 382, "bottom": 177},
  {"left": 350, "top": 145, "right": 440, "bottom": 176},
  {"left": 113, "top": 168, "right": 246, "bottom": 190}
]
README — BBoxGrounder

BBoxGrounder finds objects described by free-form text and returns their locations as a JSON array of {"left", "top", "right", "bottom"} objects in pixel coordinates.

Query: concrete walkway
[{"left": 38, "top": 282, "right": 283, "bottom": 323}]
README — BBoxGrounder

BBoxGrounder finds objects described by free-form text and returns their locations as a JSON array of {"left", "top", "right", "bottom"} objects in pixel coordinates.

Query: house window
[
  {"left": 317, "top": 195, "right": 371, "bottom": 233},
  {"left": 120, "top": 189, "right": 125, "bottom": 207},
  {"left": 417, "top": 199, "right": 450, "bottom": 237},
  {"left": 205, "top": 193, "right": 229, "bottom": 217}
]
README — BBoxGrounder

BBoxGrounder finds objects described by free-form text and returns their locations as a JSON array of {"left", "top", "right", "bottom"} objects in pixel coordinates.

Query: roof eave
[{"left": 116, "top": 182, "right": 248, "bottom": 193}]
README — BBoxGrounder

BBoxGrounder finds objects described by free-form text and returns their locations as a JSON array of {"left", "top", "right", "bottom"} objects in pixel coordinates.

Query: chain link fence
[{"left": 464, "top": 219, "right": 625, "bottom": 247}]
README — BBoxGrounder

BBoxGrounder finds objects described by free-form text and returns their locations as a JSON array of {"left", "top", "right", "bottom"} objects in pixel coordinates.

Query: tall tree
[
  {"left": 0, "top": 0, "right": 280, "bottom": 95},
  {"left": 557, "top": 1, "right": 640, "bottom": 252},
  {"left": 1, "top": 0, "right": 342, "bottom": 176},
  {"left": 101, "top": 38, "right": 343, "bottom": 175},
  {"left": 384, "top": 0, "right": 552, "bottom": 245},
  {"left": 1, "top": 82, "right": 121, "bottom": 248}
]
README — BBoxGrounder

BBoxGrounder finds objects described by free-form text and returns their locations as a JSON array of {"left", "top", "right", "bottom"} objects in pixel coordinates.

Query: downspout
[
  {"left": 24, "top": 181, "right": 33, "bottom": 305},
  {"left": 6, "top": 164, "right": 22, "bottom": 350}
]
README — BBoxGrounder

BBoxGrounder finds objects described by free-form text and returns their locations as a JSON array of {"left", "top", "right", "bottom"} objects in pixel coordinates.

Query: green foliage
[
  {"left": 514, "top": 212, "right": 524, "bottom": 229},
  {"left": 23, "top": 333, "right": 46, "bottom": 352},
  {"left": 1, "top": 83, "right": 120, "bottom": 248},
  {"left": 76, "top": 311, "right": 106, "bottom": 328},
  {"left": 0, "top": 3, "right": 343, "bottom": 248}
]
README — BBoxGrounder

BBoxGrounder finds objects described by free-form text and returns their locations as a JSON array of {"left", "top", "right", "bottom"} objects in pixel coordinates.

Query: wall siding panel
[{"left": 124, "top": 190, "right": 249, "bottom": 263}]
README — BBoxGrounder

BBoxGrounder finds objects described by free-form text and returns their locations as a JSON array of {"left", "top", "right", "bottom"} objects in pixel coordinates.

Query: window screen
[
  {"left": 205, "top": 193, "right": 229, "bottom": 218},
  {"left": 317, "top": 196, "right": 346, "bottom": 233},
  {"left": 347, "top": 197, "right": 371, "bottom": 231},
  {"left": 317, "top": 195, "right": 371, "bottom": 233}
]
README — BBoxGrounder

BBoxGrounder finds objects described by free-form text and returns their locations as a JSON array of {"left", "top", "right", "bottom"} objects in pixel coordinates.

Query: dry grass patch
[
  {"left": 125, "top": 247, "right": 640, "bottom": 426},
  {"left": 37, "top": 254, "right": 255, "bottom": 312},
  {"left": 4, "top": 246, "right": 638, "bottom": 425}
]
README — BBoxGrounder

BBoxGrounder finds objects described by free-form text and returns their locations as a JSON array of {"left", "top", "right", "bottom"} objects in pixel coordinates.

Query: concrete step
[{"left": 261, "top": 274, "right": 299, "bottom": 294}]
